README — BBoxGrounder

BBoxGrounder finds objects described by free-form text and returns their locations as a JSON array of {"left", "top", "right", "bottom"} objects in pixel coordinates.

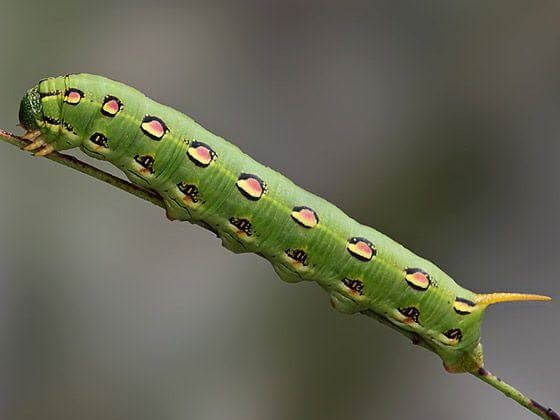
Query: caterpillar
[{"left": 15, "top": 73, "right": 557, "bottom": 419}]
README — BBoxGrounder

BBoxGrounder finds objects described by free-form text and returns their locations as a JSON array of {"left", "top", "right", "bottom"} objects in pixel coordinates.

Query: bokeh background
[{"left": 0, "top": 1, "right": 559, "bottom": 419}]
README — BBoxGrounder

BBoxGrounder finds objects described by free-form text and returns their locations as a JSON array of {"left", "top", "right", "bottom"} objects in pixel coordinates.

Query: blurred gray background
[{"left": 0, "top": 1, "right": 558, "bottom": 419}]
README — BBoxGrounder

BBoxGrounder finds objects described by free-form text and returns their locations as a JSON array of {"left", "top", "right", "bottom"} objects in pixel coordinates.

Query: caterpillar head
[{"left": 19, "top": 86, "right": 42, "bottom": 131}]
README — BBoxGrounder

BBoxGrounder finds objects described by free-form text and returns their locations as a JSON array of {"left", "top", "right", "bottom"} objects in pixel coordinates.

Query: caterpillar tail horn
[{"left": 475, "top": 292, "right": 551, "bottom": 307}]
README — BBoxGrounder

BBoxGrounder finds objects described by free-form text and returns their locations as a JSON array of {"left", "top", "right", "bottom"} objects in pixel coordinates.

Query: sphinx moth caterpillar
[{"left": 14, "top": 73, "right": 557, "bottom": 418}]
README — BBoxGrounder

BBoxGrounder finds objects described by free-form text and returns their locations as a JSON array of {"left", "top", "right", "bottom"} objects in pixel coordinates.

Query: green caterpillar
[{"left": 16, "top": 73, "right": 557, "bottom": 418}]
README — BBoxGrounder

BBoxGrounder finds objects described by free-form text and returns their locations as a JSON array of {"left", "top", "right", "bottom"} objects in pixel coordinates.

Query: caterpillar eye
[{"left": 134, "top": 155, "right": 155, "bottom": 173}]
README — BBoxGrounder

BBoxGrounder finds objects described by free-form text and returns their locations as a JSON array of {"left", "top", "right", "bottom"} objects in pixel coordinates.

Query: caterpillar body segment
[{"left": 16, "top": 74, "right": 554, "bottom": 417}]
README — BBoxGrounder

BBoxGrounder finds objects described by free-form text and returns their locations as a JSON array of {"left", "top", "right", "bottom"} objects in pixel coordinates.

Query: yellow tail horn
[{"left": 475, "top": 292, "right": 551, "bottom": 306}]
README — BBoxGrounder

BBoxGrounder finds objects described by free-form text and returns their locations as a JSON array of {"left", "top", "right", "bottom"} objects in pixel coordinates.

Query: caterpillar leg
[
  {"left": 21, "top": 130, "right": 56, "bottom": 156},
  {"left": 329, "top": 290, "right": 361, "bottom": 314},
  {"left": 22, "top": 132, "right": 56, "bottom": 156},
  {"left": 34, "top": 144, "right": 55, "bottom": 156},
  {"left": 22, "top": 130, "right": 41, "bottom": 141},
  {"left": 23, "top": 137, "right": 46, "bottom": 151},
  {"left": 272, "top": 263, "right": 304, "bottom": 284}
]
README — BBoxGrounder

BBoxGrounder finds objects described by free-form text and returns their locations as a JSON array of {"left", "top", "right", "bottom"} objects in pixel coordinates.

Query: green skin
[{"left": 19, "top": 73, "right": 485, "bottom": 373}]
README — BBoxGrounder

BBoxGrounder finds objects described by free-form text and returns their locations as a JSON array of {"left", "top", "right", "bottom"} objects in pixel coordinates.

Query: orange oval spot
[
  {"left": 101, "top": 96, "right": 122, "bottom": 117},
  {"left": 346, "top": 237, "right": 375, "bottom": 261},
  {"left": 145, "top": 121, "right": 163, "bottom": 136},
  {"left": 236, "top": 173, "right": 265, "bottom": 201},
  {"left": 187, "top": 141, "right": 216, "bottom": 167},
  {"left": 64, "top": 89, "right": 83, "bottom": 105},
  {"left": 141, "top": 115, "right": 168, "bottom": 140},
  {"left": 404, "top": 268, "right": 431, "bottom": 291},
  {"left": 291, "top": 206, "right": 319, "bottom": 228}
]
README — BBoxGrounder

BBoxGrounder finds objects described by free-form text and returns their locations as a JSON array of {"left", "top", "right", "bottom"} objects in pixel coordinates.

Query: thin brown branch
[
  {"left": 472, "top": 368, "right": 558, "bottom": 419},
  {"left": 0, "top": 129, "right": 165, "bottom": 209}
]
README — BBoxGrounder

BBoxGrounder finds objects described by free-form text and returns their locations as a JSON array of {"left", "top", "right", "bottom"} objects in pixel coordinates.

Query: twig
[
  {"left": 0, "top": 129, "right": 165, "bottom": 209},
  {"left": 472, "top": 368, "right": 558, "bottom": 419},
  {"left": 362, "top": 308, "right": 557, "bottom": 419}
]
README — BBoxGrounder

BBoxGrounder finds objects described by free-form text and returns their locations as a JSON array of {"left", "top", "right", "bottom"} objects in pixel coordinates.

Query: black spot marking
[
  {"left": 531, "top": 399, "right": 560, "bottom": 420},
  {"left": 40, "top": 90, "right": 61, "bottom": 98},
  {"left": 134, "top": 155, "right": 155, "bottom": 173},
  {"left": 398, "top": 307, "right": 420, "bottom": 323},
  {"left": 90, "top": 132, "right": 108, "bottom": 148},
  {"left": 285, "top": 248, "right": 308, "bottom": 266},
  {"left": 444, "top": 328, "right": 463, "bottom": 342},
  {"left": 229, "top": 217, "right": 253, "bottom": 236},
  {"left": 43, "top": 116, "right": 60, "bottom": 125},
  {"left": 477, "top": 368, "right": 488, "bottom": 376},
  {"left": 177, "top": 182, "right": 199, "bottom": 203},
  {"left": 62, "top": 120, "right": 76, "bottom": 134},
  {"left": 454, "top": 297, "right": 476, "bottom": 315},
  {"left": 342, "top": 278, "right": 364, "bottom": 295}
]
